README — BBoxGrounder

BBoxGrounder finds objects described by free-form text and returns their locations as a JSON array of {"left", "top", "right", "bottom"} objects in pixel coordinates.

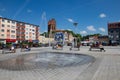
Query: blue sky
[{"left": 0, "top": 0, "right": 120, "bottom": 35}]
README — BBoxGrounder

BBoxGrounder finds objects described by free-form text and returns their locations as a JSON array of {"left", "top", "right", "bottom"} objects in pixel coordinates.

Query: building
[
  {"left": 47, "top": 18, "right": 74, "bottom": 45},
  {"left": 48, "top": 18, "right": 56, "bottom": 33},
  {"left": 88, "top": 35, "right": 109, "bottom": 46},
  {"left": 89, "top": 36, "right": 98, "bottom": 43},
  {"left": 0, "top": 17, "right": 39, "bottom": 44},
  {"left": 108, "top": 22, "right": 120, "bottom": 44},
  {"left": 38, "top": 35, "right": 54, "bottom": 44},
  {"left": 98, "top": 36, "right": 109, "bottom": 45},
  {"left": 52, "top": 30, "right": 74, "bottom": 44}
]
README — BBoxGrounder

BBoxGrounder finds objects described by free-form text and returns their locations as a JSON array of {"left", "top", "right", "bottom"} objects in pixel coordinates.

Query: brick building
[{"left": 48, "top": 18, "right": 56, "bottom": 33}]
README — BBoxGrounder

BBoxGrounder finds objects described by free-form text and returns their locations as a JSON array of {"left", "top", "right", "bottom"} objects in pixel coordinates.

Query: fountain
[{"left": 0, "top": 52, "right": 95, "bottom": 71}]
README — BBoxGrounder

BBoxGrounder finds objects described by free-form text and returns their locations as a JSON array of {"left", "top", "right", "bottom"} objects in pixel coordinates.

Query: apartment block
[
  {"left": 0, "top": 17, "right": 39, "bottom": 44},
  {"left": 108, "top": 22, "right": 120, "bottom": 44}
]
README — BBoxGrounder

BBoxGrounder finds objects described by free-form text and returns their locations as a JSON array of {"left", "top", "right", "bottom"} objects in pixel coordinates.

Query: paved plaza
[{"left": 0, "top": 46, "right": 120, "bottom": 80}]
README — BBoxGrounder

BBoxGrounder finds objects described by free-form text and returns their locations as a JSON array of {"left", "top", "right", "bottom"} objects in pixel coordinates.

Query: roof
[{"left": 0, "top": 17, "right": 39, "bottom": 27}]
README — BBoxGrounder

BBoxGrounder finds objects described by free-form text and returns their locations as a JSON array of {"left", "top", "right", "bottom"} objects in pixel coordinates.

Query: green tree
[
  {"left": 41, "top": 32, "right": 49, "bottom": 37},
  {"left": 81, "top": 33, "right": 101, "bottom": 41}
]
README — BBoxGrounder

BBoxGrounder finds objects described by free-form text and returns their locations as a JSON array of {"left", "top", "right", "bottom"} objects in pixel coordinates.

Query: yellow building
[{"left": 38, "top": 35, "right": 54, "bottom": 44}]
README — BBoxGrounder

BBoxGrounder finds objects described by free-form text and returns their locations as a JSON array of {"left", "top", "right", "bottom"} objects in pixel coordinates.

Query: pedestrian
[
  {"left": 11, "top": 45, "right": 15, "bottom": 53},
  {"left": 99, "top": 43, "right": 105, "bottom": 52}
]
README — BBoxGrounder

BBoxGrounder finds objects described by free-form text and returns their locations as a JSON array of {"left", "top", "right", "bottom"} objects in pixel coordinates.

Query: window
[
  {"left": 11, "top": 30, "right": 15, "bottom": 33},
  {"left": 17, "top": 32, "right": 20, "bottom": 34},
  {"left": 22, "top": 32, "right": 24, "bottom": 34},
  {"left": 118, "top": 23, "right": 120, "bottom": 27},
  {"left": 22, "top": 28, "right": 24, "bottom": 30},
  {"left": 7, "top": 20, "right": 10, "bottom": 23},
  {"left": 2, "top": 19, "right": 5, "bottom": 22},
  {"left": 26, "top": 32, "right": 28, "bottom": 34},
  {"left": 26, "top": 36, "right": 28, "bottom": 38},
  {"left": 22, "top": 36, "right": 24, "bottom": 38},
  {"left": 1, "top": 34, "right": 4, "bottom": 36},
  {"left": 7, "top": 30, "right": 10, "bottom": 32},
  {"left": 11, "top": 26, "right": 15, "bottom": 29},
  {"left": 11, "top": 35, "right": 15, "bottom": 38},
  {"left": 12, "top": 21, "right": 15, "bottom": 24},
  {"left": 111, "top": 30, "right": 113, "bottom": 33},
  {"left": 116, "top": 35, "right": 119, "bottom": 38},
  {"left": 26, "top": 28, "right": 28, "bottom": 30},
  {"left": 2, "top": 24, "right": 5, "bottom": 27},
  {"left": 7, "top": 25, "right": 10, "bottom": 27},
  {"left": 32, "top": 29, "right": 35, "bottom": 31},
  {"left": 1, "top": 29, "right": 4, "bottom": 32}
]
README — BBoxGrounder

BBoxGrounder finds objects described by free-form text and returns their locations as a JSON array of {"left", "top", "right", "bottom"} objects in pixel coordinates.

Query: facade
[
  {"left": 98, "top": 36, "right": 109, "bottom": 45},
  {"left": 88, "top": 35, "right": 109, "bottom": 46},
  {"left": 52, "top": 30, "right": 74, "bottom": 43},
  {"left": 89, "top": 36, "right": 98, "bottom": 43},
  {"left": 108, "top": 22, "right": 120, "bottom": 44},
  {"left": 48, "top": 18, "right": 56, "bottom": 33},
  {"left": 0, "top": 17, "right": 39, "bottom": 44},
  {"left": 38, "top": 35, "right": 54, "bottom": 44},
  {"left": 47, "top": 18, "right": 74, "bottom": 45},
  {"left": 16, "top": 22, "right": 25, "bottom": 43}
]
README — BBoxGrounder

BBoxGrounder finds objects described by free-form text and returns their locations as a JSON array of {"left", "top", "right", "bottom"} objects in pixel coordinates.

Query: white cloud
[
  {"left": 99, "top": 13, "right": 106, "bottom": 18},
  {"left": 80, "top": 31, "right": 87, "bottom": 35},
  {"left": 87, "top": 25, "right": 96, "bottom": 31},
  {"left": 0, "top": 15, "right": 2, "bottom": 17},
  {"left": 27, "top": 9, "right": 32, "bottom": 13},
  {"left": 99, "top": 27, "right": 105, "bottom": 32},
  {"left": 67, "top": 18, "right": 74, "bottom": 23}
]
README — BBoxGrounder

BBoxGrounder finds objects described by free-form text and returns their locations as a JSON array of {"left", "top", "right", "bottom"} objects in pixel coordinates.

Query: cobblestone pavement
[{"left": 0, "top": 46, "right": 120, "bottom": 80}]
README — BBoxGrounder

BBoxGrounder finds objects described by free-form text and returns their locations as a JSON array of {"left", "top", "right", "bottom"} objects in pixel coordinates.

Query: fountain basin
[{"left": 0, "top": 52, "right": 95, "bottom": 71}]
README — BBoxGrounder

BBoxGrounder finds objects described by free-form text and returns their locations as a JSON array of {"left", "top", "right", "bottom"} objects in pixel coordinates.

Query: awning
[{"left": 6, "top": 39, "right": 16, "bottom": 42}]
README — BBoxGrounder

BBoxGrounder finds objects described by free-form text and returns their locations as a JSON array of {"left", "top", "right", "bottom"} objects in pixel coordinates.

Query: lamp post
[
  {"left": 49, "top": 29, "right": 52, "bottom": 47},
  {"left": 73, "top": 22, "right": 78, "bottom": 48}
]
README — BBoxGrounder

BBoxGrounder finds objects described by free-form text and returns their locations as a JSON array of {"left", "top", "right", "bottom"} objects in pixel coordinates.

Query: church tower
[{"left": 48, "top": 18, "right": 56, "bottom": 33}]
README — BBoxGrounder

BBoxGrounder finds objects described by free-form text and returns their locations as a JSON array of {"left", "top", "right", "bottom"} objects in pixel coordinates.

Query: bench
[
  {"left": 2, "top": 49, "right": 16, "bottom": 54},
  {"left": 52, "top": 45, "right": 63, "bottom": 50},
  {"left": 21, "top": 48, "right": 31, "bottom": 52},
  {"left": 89, "top": 46, "right": 105, "bottom": 52}
]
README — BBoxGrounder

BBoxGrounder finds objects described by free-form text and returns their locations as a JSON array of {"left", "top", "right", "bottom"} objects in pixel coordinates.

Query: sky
[{"left": 0, "top": 0, "right": 120, "bottom": 36}]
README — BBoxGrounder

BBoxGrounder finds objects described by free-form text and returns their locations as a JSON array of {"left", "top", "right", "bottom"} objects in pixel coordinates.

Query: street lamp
[
  {"left": 73, "top": 22, "right": 78, "bottom": 48},
  {"left": 49, "top": 29, "right": 52, "bottom": 47}
]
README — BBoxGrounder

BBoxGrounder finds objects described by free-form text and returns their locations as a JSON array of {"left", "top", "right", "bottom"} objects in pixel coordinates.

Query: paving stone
[{"left": 0, "top": 46, "right": 120, "bottom": 80}]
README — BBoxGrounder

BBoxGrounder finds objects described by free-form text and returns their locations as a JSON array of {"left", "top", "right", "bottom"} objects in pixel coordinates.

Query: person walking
[
  {"left": 11, "top": 45, "right": 15, "bottom": 53},
  {"left": 99, "top": 43, "right": 105, "bottom": 52}
]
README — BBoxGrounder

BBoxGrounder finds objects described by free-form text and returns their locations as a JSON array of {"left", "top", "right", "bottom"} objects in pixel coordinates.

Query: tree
[
  {"left": 81, "top": 33, "right": 101, "bottom": 41},
  {"left": 65, "top": 30, "right": 82, "bottom": 42},
  {"left": 65, "top": 30, "right": 75, "bottom": 37},
  {"left": 41, "top": 32, "right": 49, "bottom": 37}
]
